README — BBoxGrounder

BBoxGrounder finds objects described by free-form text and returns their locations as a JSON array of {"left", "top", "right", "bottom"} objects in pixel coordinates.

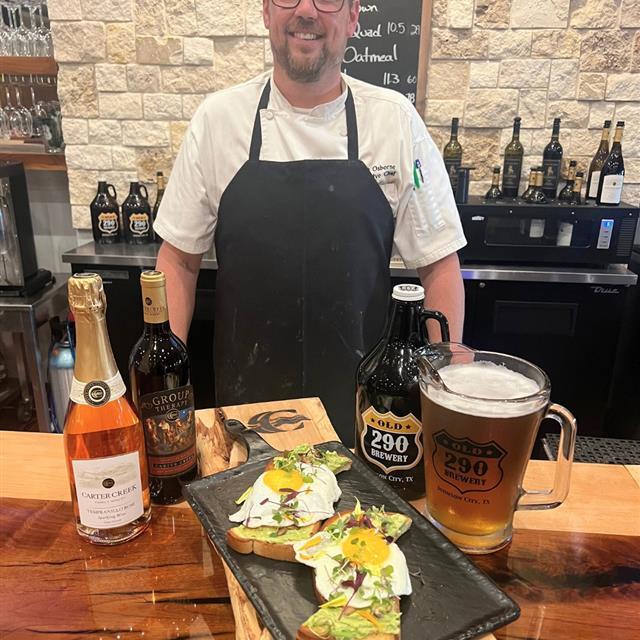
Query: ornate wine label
[
  {"left": 502, "top": 157, "right": 522, "bottom": 189},
  {"left": 359, "top": 406, "right": 423, "bottom": 474},
  {"left": 139, "top": 385, "right": 197, "bottom": 477},
  {"left": 542, "top": 159, "right": 561, "bottom": 191}
]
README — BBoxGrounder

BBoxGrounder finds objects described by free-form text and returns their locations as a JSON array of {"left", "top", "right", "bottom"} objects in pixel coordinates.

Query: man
[{"left": 154, "top": 0, "right": 466, "bottom": 446}]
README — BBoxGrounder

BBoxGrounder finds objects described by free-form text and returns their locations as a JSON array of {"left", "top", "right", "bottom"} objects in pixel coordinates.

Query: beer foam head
[{"left": 425, "top": 361, "right": 546, "bottom": 418}]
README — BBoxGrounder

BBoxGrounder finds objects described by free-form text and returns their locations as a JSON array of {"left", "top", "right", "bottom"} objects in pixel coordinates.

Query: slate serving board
[{"left": 186, "top": 422, "right": 520, "bottom": 640}]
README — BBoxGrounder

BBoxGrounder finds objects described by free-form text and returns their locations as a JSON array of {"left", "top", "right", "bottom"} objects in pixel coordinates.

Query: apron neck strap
[{"left": 249, "top": 79, "right": 360, "bottom": 162}]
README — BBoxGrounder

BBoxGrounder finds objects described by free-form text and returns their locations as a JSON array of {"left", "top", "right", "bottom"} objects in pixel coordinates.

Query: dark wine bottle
[
  {"left": 485, "top": 166, "right": 503, "bottom": 201},
  {"left": 558, "top": 160, "right": 577, "bottom": 202},
  {"left": 531, "top": 167, "right": 547, "bottom": 204},
  {"left": 542, "top": 118, "right": 563, "bottom": 199},
  {"left": 152, "top": 171, "right": 165, "bottom": 243},
  {"left": 569, "top": 171, "right": 584, "bottom": 206},
  {"left": 123, "top": 182, "right": 152, "bottom": 244},
  {"left": 355, "top": 284, "right": 449, "bottom": 502},
  {"left": 90, "top": 181, "right": 121, "bottom": 244},
  {"left": 443, "top": 117, "right": 463, "bottom": 194},
  {"left": 502, "top": 116, "right": 524, "bottom": 198},
  {"left": 520, "top": 167, "right": 536, "bottom": 202},
  {"left": 586, "top": 120, "right": 611, "bottom": 201},
  {"left": 596, "top": 121, "right": 625, "bottom": 206},
  {"left": 129, "top": 270, "right": 198, "bottom": 505}
]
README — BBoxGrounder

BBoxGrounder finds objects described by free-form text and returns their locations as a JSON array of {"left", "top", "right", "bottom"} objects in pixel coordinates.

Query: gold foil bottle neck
[
  {"left": 140, "top": 270, "right": 166, "bottom": 288},
  {"left": 68, "top": 273, "right": 107, "bottom": 318},
  {"left": 140, "top": 270, "right": 169, "bottom": 324}
]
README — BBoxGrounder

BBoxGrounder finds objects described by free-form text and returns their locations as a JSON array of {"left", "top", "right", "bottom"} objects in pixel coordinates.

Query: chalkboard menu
[{"left": 342, "top": 0, "right": 423, "bottom": 107}]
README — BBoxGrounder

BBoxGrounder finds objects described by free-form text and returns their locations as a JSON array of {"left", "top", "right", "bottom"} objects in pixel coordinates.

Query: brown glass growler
[
  {"left": 90, "top": 181, "right": 121, "bottom": 244},
  {"left": 355, "top": 284, "right": 450, "bottom": 501},
  {"left": 123, "top": 181, "right": 152, "bottom": 245}
]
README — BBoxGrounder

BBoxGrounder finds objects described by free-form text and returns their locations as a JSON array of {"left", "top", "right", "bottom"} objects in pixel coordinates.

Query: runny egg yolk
[
  {"left": 263, "top": 468, "right": 305, "bottom": 493},
  {"left": 341, "top": 528, "right": 390, "bottom": 567}
]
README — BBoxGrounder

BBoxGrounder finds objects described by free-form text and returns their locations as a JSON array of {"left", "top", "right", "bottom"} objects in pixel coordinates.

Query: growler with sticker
[
  {"left": 355, "top": 284, "right": 449, "bottom": 501},
  {"left": 90, "top": 181, "right": 121, "bottom": 244}
]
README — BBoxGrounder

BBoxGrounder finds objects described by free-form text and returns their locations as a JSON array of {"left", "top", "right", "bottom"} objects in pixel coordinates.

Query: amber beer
[{"left": 418, "top": 350, "right": 576, "bottom": 553}]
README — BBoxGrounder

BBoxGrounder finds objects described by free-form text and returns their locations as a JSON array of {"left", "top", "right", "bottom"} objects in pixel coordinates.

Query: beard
[{"left": 271, "top": 19, "right": 342, "bottom": 83}]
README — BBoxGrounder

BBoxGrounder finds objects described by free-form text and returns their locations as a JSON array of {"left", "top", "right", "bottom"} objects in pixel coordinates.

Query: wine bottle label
[
  {"left": 588, "top": 171, "right": 601, "bottom": 198},
  {"left": 502, "top": 158, "right": 522, "bottom": 189},
  {"left": 444, "top": 159, "right": 461, "bottom": 190},
  {"left": 529, "top": 219, "right": 546, "bottom": 239},
  {"left": 97, "top": 211, "right": 119, "bottom": 236},
  {"left": 139, "top": 385, "right": 197, "bottom": 478},
  {"left": 71, "top": 451, "right": 144, "bottom": 530},
  {"left": 599, "top": 174, "right": 624, "bottom": 204},
  {"left": 70, "top": 372, "right": 126, "bottom": 407},
  {"left": 359, "top": 406, "right": 423, "bottom": 474},
  {"left": 129, "top": 213, "right": 150, "bottom": 236},
  {"left": 556, "top": 222, "right": 573, "bottom": 247},
  {"left": 542, "top": 159, "right": 561, "bottom": 191}
]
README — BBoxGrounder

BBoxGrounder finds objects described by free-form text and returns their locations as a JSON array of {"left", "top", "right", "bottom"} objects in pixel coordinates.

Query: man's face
[{"left": 263, "top": 0, "right": 359, "bottom": 84}]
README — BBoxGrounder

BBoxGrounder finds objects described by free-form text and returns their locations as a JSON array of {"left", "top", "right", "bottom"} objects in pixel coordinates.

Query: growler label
[
  {"left": 98, "top": 211, "right": 119, "bottom": 236},
  {"left": 129, "top": 213, "right": 150, "bottom": 236},
  {"left": 139, "top": 385, "right": 197, "bottom": 477},
  {"left": 360, "top": 406, "right": 423, "bottom": 474},
  {"left": 432, "top": 430, "right": 506, "bottom": 494}
]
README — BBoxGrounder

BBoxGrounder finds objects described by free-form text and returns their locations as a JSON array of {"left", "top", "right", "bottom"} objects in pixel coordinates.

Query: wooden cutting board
[{"left": 194, "top": 397, "right": 495, "bottom": 640}]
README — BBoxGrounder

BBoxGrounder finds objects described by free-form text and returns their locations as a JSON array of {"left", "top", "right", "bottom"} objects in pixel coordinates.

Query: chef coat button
[{"left": 264, "top": 110, "right": 274, "bottom": 120}]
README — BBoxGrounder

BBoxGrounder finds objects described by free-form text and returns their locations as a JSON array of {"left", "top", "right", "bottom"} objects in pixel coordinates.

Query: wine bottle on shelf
[
  {"left": 123, "top": 181, "right": 152, "bottom": 245},
  {"left": 502, "top": 116, "right": 524, "bottom": 198},
  {"left": 129, "top": 271, "right": 198, "bottom": 505},
  {"left": 586, "top": 120, "right": 611, "bottom": 201},
  {"left": 443, "top": 117, "right": 463, "bottom": 193},
  {"left": 90, "top": 181, "right": 121, "bottom": 245},
  {"left": 542, "top": 118, "right": 563, "bottom": 199},
  {"left": 558, "top": 160, "right": 577, "bottom": 202},
  {"left": 520, "top": 167, "right": 536, "bottom": 202},
  {"left": 63, "top": 273, "right": 151, "bottom": 545},
  {"left": 531, "top": 167, "right": 547, "bottom": 205},
  {"left": 569, "top": 172, "right": 584, "bottom": 206},
  {"left": 596, "top": 121, "right": 625, "bottom": 206},
  {"left": 484, "top": 167, "right": 503, "bottom": 201},
  {"left": 152, "top": 171, "right": 165, "bottom": 243}
]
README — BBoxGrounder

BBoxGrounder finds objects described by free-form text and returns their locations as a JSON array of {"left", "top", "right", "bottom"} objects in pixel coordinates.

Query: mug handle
[
  {"left": 517, "top": 403, "right": 577, "bottom": 510},
  {"left": 107, "top": 184, "right": 117, "bottom": 201},
  {"left": 139, "top": 184, "right": 149, "bottom": 201}
]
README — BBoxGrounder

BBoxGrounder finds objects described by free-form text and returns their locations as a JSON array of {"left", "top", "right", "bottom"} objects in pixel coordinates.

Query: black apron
[{"left": 214, "top": 80, "right": 394, "bottom": 446}]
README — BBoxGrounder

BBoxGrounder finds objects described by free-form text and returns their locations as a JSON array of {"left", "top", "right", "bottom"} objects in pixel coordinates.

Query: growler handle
[
  {"left": 139, "top": 184, "right": 149, "bottom": 201},
  {"left": 517, "top": 403, "right": 576, "bottom": 510},
  {"left": 107, "top": 184, "right": 117, "bottom": 201},
  {"left": 419, "top": 308, "right": 450, "bottom": 343}
]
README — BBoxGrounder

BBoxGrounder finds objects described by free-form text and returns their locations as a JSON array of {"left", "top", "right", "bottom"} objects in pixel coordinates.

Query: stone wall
[
  {"left": 427, "top": 0, "right": 640, "bottom": 200},
  {"left": 50, "top": 0, "right": 639, "bottom": 229}
]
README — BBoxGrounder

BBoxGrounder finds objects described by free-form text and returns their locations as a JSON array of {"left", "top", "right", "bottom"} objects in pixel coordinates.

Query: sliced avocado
[
  {"left": 303, "top": 607, "right": 400, "bottom": 640},
  {"left": 232, "top": 524, "right": 317, "bottom": 542}
]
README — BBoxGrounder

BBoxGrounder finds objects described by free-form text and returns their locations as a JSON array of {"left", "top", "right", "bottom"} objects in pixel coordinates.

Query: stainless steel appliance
[
  {"left": 458, "top": 197, "right": 639, "bottom": 267},
  {"left": 0, "top": 162, "right": 51, "bottom": 295}
]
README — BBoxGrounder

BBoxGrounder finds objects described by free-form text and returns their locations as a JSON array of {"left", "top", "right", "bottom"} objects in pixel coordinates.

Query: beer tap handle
[{"left": 420, "top": 308, "right": 450, "bottom": 343}]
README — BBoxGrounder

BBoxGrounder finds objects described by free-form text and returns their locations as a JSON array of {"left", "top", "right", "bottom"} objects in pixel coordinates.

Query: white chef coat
[{"left": 154, "top": 71, "right": 466, "bottom": 269}]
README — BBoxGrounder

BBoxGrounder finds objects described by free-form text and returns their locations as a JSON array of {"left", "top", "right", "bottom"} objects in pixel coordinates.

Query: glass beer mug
[{"left": 418, "top": 343, "right": 577, "bottom": 554}]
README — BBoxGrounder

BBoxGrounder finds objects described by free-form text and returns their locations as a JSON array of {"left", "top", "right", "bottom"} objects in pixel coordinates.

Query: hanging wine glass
[
  {"left": 14, "top": 82, "right": 33, "bottom": 137},
  {"left": 10, "top": 2, "right": 30, "bottom": 56},
  {"left": 29, "top": 76, "right": 44, "bottom": 137},
  {"left": 35, "top": 0, "right": 51, "bottom": 56},
  {"left": 4, "top": 84, "right": 23, "bottom": 137},
  {"left": 0, "top": 4, "right": 14, "bottom": 56}
]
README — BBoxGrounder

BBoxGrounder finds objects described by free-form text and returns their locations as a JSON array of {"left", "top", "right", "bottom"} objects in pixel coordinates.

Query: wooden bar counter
[{"left": 1, "top": 398, "right": 639, "bottom": 640}]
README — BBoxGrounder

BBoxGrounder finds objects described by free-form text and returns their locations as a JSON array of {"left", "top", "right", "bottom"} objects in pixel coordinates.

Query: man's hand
[
  {"left": 417, "top": 253, "right": 465, "bottom": 343},
  {"left": 156, "top": 241, "right": 203, "bottom": 344}
]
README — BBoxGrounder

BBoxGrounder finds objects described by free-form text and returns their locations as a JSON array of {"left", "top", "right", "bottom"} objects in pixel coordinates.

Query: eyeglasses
[{"left": 272, "top": 0, "right": 346, "bottom": 14}]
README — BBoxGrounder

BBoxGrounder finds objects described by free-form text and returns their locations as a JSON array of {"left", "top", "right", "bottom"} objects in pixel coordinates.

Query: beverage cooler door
[{"left": 463, "top": 278, "right": 629, "bottom": 441}]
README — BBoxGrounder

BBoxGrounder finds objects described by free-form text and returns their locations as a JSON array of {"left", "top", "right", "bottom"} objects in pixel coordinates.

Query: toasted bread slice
[
  {"left": 226, "top": 522, "right": 322, "bottom": 562},
  {"left": 267, "top": 445, "right": 352, "bottom": 475},
  {"left": 296, "top": 599, "right": 401, "bottom": 640}
]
